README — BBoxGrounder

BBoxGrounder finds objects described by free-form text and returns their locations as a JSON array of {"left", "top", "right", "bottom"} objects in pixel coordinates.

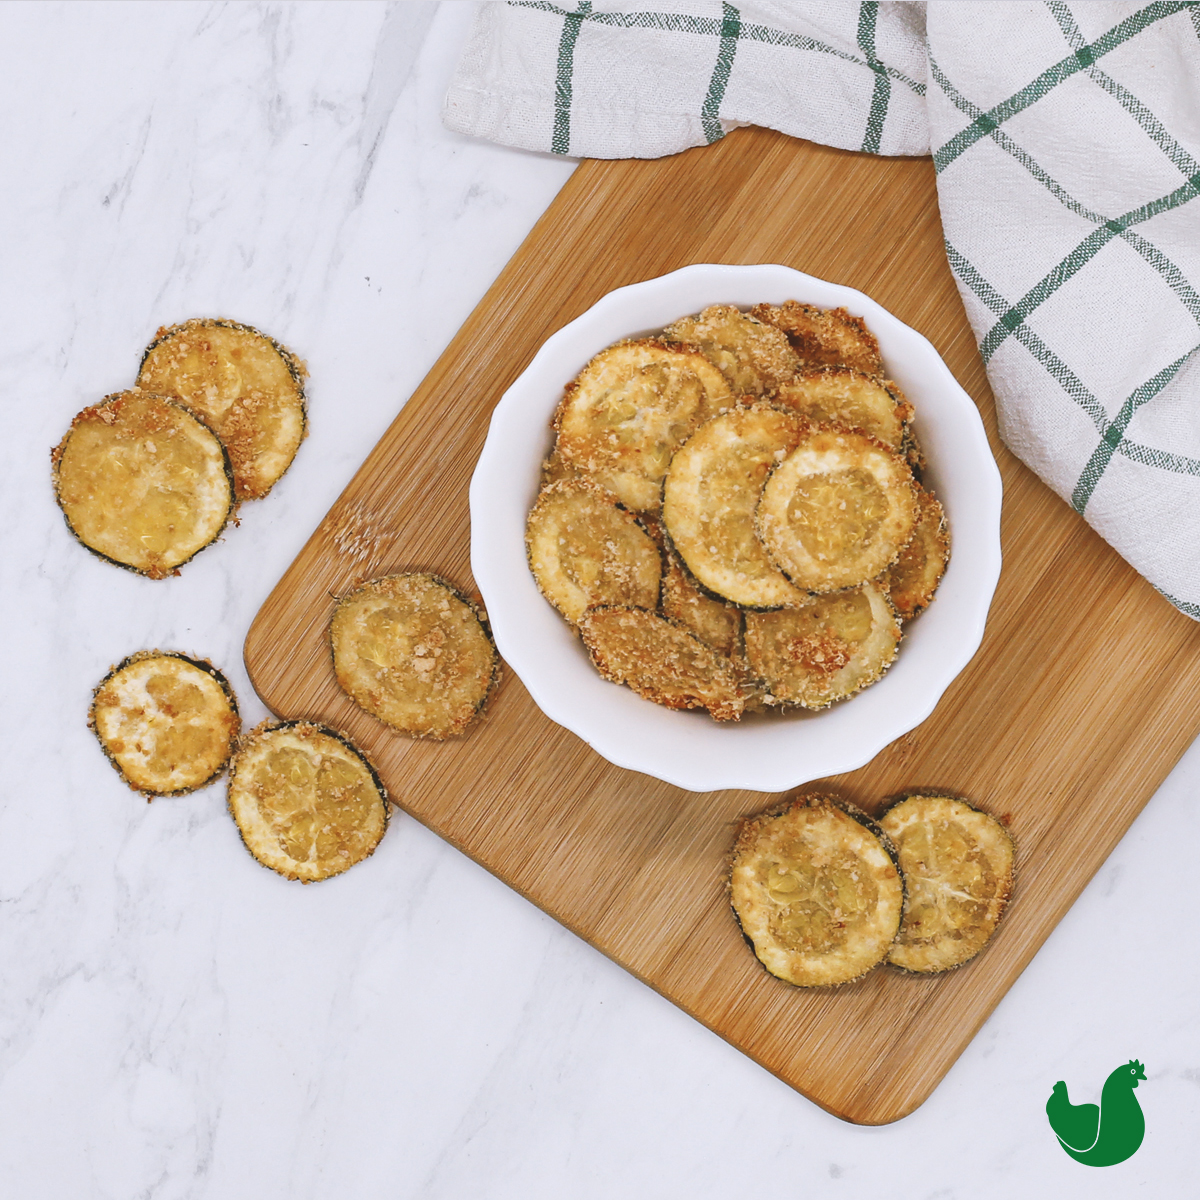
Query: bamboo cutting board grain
[{"left": 244, "top": 127, "right": 1200, "bottom": 1124}]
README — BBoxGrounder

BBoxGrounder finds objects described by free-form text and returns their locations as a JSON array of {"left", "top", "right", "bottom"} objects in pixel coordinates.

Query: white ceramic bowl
[{"left": 470, "top": 264, "right": 1002, "bottom": 793}]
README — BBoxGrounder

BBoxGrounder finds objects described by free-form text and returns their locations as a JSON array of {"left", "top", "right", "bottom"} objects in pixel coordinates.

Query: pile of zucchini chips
[
  {"left": 90, "top": 651, "right": 389, "bottom": 883},
  {"left": 52, "top": 319, "right": 307, "bottom": 579},
  {"left": 526, "top": 301, "right": 950, "bottom": 720},
  {"left": 730, "top": 791, "right": 1015, "bottom": 987}
]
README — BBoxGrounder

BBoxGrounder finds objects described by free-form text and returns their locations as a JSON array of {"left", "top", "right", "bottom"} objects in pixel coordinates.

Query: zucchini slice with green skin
[
  {"left": 882, "top": 486, "right": 950, "bottom": 620},
  {"left": 750, "top": 301, "right": 884, "bottom": 377},
  {"left": 770, "top": 367, "right": 912, "bottom": 452},
  {"left": 90, "top": 650, "right": 240, "bottom": 796},
  {"left": 660, "top": 542, "right": 743, "bottom": 659},
  {"left": 661, "top": 403, "right": 809, "bottom": 609},
  {"left": 879, "top": 793, "right": 1015, "bottom": 974},
  {"left": 755, "top": 425, "right": 919, "bottom": 593},
  {"left": 52, "top": 390, "right": 235, "bottom": 579},
  {"left": 552, "top": 338, "right": 732, "bottom": 514},
  {"left": 227, "top": 721, "right": 388, "bottom": 883},
  {"left": 664, "top": 304, "right": 800, "bottom": 396},
  {"left": 743, "top": 582, "right": 901, "bottom": 709},
  {"left": 137, "top": 318, "right": 307, "bottom": 501},
  {"left": 526, "top": 479, "right": 662, "bottom": 624},
  {"left": 730, "top": 793, "right": 905, "bottom": 987},
  {"left": 330, "top": 573, "right": 499, "bottom": 740},
  {"left": 578, "top": 605, "right": 746, "bottom": 721}
]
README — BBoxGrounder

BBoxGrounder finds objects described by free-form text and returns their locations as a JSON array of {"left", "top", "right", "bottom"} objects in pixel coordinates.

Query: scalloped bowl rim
[{"left": 469, "top": 264, "right": 1002, "bottom": 793}]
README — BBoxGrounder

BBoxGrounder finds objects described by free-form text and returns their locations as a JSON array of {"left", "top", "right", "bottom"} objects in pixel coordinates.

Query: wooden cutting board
[{"left": 244, "top": 126, "right": 1200, "bottom": 1125}]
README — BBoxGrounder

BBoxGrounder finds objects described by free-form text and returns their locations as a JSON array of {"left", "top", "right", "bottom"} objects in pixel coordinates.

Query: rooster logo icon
[{"left": 1046, "top": 1059, "right": 1146, "bottom": 1166}]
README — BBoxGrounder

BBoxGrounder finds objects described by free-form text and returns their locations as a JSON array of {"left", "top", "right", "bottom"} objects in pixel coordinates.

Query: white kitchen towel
[{"left": 445, "top": 1, "right": 1200, "bottom": 619}]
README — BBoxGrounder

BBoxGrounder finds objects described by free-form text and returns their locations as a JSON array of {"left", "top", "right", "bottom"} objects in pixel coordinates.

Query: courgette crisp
[
  {"left": 138, "top": 318, "right": 307, "bottom": 501},
  {"left": 526, "top": 300, "right": 951, "bottom": 719},
  {"left": 53, "top": 391, "right": 235, "bottom": 579},
  {"left": 879, "top": 793, "right": 1015, "bottom": 973},
  {"left": 330, "top": 573, "right": 499, "bottom": 740},
  {"left": 227, "top": 722, "right": 388, "bottom": 883},
  {"left": 730, "top": 791, "right": 1014, "bottom": 987},
  {"left": 730, "top": 794, "right": 905, "bottom": 987},
  {"left": 90, "top": 651, "right": 240, "bottom": 796}
]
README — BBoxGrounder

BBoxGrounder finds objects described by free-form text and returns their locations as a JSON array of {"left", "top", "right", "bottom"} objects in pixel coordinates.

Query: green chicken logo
[{"left": 1046, "top": 1060, "right": 1146, "bottom": 1166}]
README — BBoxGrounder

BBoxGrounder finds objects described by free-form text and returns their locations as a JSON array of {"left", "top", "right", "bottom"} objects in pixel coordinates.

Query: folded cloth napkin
[{"left": 445, "top": 1, "right": 1200, "bottom": 619}]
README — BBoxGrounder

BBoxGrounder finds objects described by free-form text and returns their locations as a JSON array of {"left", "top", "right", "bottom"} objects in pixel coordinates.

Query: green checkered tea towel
[{"left": 445, "top": 1, "right": 1200, "bottom": 618}]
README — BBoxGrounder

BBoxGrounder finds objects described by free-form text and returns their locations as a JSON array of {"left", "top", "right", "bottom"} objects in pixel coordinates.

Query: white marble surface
[{"left": 2, "top": 3, "right": 1198, "bottom": 1196}]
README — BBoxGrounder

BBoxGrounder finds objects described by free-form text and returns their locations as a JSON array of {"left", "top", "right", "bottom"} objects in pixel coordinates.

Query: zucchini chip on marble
[
  {"left": 526, "top": 480, "right": 662, "bottom": 624},
  {"left": 330, "top": 573, "right": 498, "bottom": 740},
  {"left": 227, "top": 721, "right": 388, "bottom": 883},
  {"left": 730, "top": 794, "right": 905, "bottom": 987},
  {"left": 552, "top": 339, "right": 731, "bottom": 513},
  {"left": 664, "top": 304, "right": 800, "bottom": 396},
  {"left": 770, "top": 368, "right": 912, "bottom": 452},
  {"left": 756, "top": 425, "right": 919, "bottom": 593},
  {"left": 52, "top": 390, "right": 235, "bottom": 579},
  {"left": 879, "top": 793, "right": 1014, "bottom": 974},
  {"left": 750, "top": 301, "right": 884, "bottom": 377},
  {"left": 137, "top": 318, "right": 307, "bottom": 501},
  {"left": 882, "top": 486, "right": 949, "bottom": 620},
  {"left": 90, "top": 650, "right": 240, "bottom": 796},
  {"left": 578, "top": 605, "right": 746, "bottom": 721},
  {"left": 662, "top": 404, "right": 809, "bottom": 609},
  {"left": 743, "top": 582, "right": 900, "bottom": 710}
]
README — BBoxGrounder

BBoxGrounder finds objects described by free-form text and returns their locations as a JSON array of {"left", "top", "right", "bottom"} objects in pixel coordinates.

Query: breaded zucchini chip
[
  {"left": 664, "top": 304, "right": 799, "bottom": 396},
  {"left": 331, "top": 573, "right": 498, "bottom": 740},
  {"left": 137, "top": 318, "right": 307, "bottom": 500},
  {"left": 662, "top": 404, "right": 809, "bottom": 609},
  {"left": 52, "top": 390, "right": 234, "bottom": 579},
  {"left": 882, "top": 486, "right": 949, "bottom": 619},
  {"left": 90, "top": 650, "right": 240, "bottom": 796},
  {"left": 756, "top": 425, "right": 919, "bottom": 593},
  {"left": 538, "top": 447, "right": 579, "bottom": 489},
  {"left": 751, "top": 301, "right": 883, "bottom": 376},
  {"left": 578, "top": 605, "right": 746, "bottom": 721},
  {"left": 526, "top": 480, "right": 662, "bottom": 624},
  {"left": 730, "top": 794, "right": 904, "bottom": 987},
  {"left": 227, "top": 721, "right": 388, "bottom": 883},
  {"left": 743, "top": 582, "right": 900, "bottom": 709},
  {"left": 770, "top": 367, "right": 912, "bottom": 451},
  {"left": 879, "top": 793, "right": 1014, "bottom": 974},
  {"left": 660, "top": 546, "right": 742, "bottom": 659},
  {"left": 553, "top": 339, "right": 731, "bottom": 513}
]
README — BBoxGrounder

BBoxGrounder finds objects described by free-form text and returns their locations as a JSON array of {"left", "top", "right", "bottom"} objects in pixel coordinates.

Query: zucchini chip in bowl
[
  {"left": 879, "top": 793, "right": 1014, "bottom": 973},
  {"left": 882, "top": 486, "right": 950, "bottom": 620},
  {"left": 90, "top": 650, "right": 240, "bottom": 796},
  {"left": 330, "top": 573, "right": 498, "bottom": 739},
  {"left": 770, "top": 368, "right": 912, "bottom": 452},
  {"left": 730, "top": 793, "right": 905, "bottom": 987},
  {"left": 755, "top": 425, "right": 919, "bottom": 594},
  {"left": 551, "top": 339, "right": 731, "bottom": 513},
  {"left": 750, "top": 300, "right": 884, "bottom": 376},
  {"left": 137, "top": 318, "right": 306, "bottom": 501},
  {"left": 661, "top": 403, "right": 809, "bottom": 609},
  {"left": 578, "top": 605, "right": 746, "bottom": 722},
  {"left": 664, "top": 304, "right": 799, "bottom": 396},
  {"left": 227, "top": 721, "right": 388, "bottom": 883},
  {"left": 526, "top": 480, "right": 662, "bottom": 624},
  {"left": 743, "top": 582, "right": 901, "bottom": 709},
  {"left": 52, "top": 390, "right": 235, "bottom": 579}
]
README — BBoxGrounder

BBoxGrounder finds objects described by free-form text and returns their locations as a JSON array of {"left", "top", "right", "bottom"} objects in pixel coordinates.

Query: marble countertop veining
[{"left": 2, "top": 3, "right": 1197, "bottom": 1196}]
